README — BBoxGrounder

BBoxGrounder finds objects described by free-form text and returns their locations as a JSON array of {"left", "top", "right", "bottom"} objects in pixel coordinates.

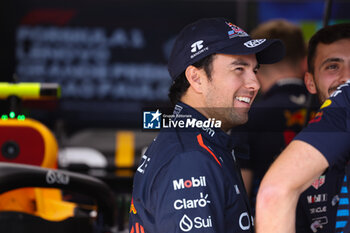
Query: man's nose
[{"left": 245, "top": 73, "right": 260, "bottom": 91}]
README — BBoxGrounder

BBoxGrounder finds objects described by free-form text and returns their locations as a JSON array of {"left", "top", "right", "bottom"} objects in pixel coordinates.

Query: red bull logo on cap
[{"left": 225, "top": 22, "right": 248, "bottom": 39}]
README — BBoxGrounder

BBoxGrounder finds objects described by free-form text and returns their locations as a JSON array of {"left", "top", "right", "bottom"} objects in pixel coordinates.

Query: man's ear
[
  {"left": 304, "top": 72, "right": 317, "bottom": 94},
  {"left": 185, "top": 65, "right": 204, "bottom": 93}
]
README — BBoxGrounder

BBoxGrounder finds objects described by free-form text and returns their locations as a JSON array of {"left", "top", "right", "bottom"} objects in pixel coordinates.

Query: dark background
[{"left": 1, "top": 0, "right": 350, "bottom": 135}]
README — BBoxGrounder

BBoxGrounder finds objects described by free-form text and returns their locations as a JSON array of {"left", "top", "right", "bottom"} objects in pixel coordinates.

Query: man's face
[
  {"left": 305, "top": 38, "right": 350, "bottom": 103},
  {"left": 201, "top": 53, "right": 260, "bottom": 130}
]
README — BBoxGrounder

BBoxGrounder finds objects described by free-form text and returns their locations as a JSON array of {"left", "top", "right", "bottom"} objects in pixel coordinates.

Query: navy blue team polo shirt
[
  {"left": 295, "top": 80, "right": 350, "bottom": 232},
  {"left": 129, "top": 102, "right": 254, "bottom": 233},
  {"left": 295, "top": 80, "right": 350, "bottom": 168}
]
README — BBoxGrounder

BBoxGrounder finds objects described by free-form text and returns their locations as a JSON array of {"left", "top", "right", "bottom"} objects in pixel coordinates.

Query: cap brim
[
  {"left": 218, "top": 38, "right": 285, "bottom": 64},
  {"left": 255, "top": 39, "right": 285, "bottom": 64}
]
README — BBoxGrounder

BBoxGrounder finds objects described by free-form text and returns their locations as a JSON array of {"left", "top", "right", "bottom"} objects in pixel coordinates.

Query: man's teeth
[{"left": 236, "top": 96, "right": 251, "bottom": 104}]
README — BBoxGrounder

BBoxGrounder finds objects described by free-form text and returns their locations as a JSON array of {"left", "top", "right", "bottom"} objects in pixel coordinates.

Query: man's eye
[
  {"left": 235, "top": 67, "right": 244, "bottom": 72},
  {"left": 326, "top": 64, "right": 338, "bottom": 70}
]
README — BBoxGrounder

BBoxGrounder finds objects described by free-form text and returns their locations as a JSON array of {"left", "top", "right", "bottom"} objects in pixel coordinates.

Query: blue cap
[{"left": 168, "top": 17, "right": 285, "bottom": 80}]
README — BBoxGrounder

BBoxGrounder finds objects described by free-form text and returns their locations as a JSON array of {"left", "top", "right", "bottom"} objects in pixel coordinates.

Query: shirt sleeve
[
  {"left": 294, "top": 81, "right": 350, "bottom": 168},
  {"left": 150, "top": 150, "right": 227, "bottom": 233}
]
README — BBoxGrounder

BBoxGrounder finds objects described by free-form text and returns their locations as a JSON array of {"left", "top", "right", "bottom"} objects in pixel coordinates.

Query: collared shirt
[
  {"left": 129, "top": 102, "right": 253, "bottom": 233},
  {"left": 295, "top": 80, "right": 350, "bottom": 232},
  {"left": 294, "top": 80, "right": 350, "bottom": 170}
]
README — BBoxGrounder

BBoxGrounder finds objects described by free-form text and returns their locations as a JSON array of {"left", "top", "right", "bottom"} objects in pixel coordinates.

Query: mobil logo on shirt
[
  {"left": 307, "top": 194, "right": 327, "bottom": 204},
  {"left": 173, "top": 176, "right": 207, "bottom": 190}
]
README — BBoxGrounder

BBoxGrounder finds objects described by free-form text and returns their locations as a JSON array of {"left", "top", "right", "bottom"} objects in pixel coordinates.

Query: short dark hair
[
  {"left": 251, "top": 19, "right": 306, "bottom": 66},
  {"left": 308, "top": 23, "right": 350, "bottom": 74},
  {"left": 168, "top": 54, "right": 216, "bottom": 105}
]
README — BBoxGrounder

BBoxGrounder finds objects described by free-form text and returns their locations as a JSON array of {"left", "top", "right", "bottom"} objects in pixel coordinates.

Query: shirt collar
[{"left": 174, "top": 102, "right": 235, "bottom": 150}]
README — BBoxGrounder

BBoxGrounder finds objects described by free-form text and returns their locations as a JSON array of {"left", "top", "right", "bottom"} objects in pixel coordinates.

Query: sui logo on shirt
[{"left": 143, "top": 109, "right": 162, "bottom": 129}]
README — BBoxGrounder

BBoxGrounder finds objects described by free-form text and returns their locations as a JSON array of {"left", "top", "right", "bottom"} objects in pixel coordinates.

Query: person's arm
[{"left": 255, "top": 139, "right": 329, "bottom": 233}]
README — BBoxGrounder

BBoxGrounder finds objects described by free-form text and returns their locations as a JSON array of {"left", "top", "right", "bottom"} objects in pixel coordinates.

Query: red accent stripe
[
  {"left": 130, "top": 226, "right": 135, "bottom": 233},
  {"left": 136, "top": 223, "right": 140, "bottom": 233},
  {"left": 140, "top": 225, "right": 145, "bottom": 233},
  {"left": 197, "top": 134, "right": 221, "bottom": 166}
]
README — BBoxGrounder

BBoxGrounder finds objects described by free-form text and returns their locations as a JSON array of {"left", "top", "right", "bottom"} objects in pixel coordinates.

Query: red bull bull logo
[
  {"left": 225, "top": 22, "right": 248, "bottom": 38},
  {"left": 309, "top": 111, "right": 323, "bottom": 124},
  {"left": 130, "top": 198, "right": 137, "bottom": 214},
  {"left": 284, "top": 109, "right": 307, "bottom": 127}
]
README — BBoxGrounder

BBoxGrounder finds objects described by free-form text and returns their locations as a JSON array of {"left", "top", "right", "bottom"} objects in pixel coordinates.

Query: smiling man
[
  {"left": 305, "top": 35, "right": 350, "bottom": 104},
  {"left": 129, "top": 18, "right": 284, "bottom": 233},
  {"left": 256, "top": 23, "right": 350, "bottom": 233}
]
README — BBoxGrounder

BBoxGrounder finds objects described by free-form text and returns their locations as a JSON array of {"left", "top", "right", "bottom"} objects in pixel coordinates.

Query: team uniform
[
  {"left": 296, "top": 167, "right": 344, "bottom": 233},
  {"left": 129, "top": 102, "right": 254, "bottom": 233},
  {"left": 295, "top": 79, "right": 350, "bottom": 232}
]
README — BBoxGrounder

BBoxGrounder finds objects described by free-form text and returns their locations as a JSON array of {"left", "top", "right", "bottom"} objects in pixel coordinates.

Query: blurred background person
[{"left": 233, "top": 19, "right": 310, "bottom": 213}]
